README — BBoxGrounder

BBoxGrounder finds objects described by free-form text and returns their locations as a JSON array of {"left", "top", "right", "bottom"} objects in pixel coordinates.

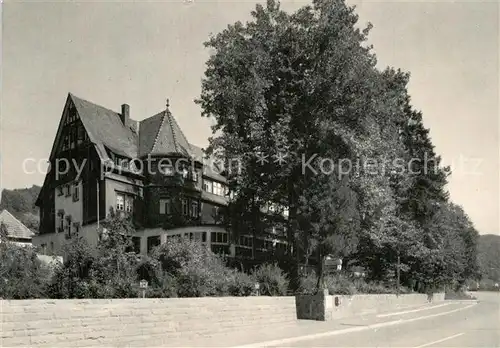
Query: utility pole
[
  {"left": 97, "top": 178, "right": 100, "bottom": 229},
  {"left": 396, "top": 251, "right": 401, "bottom": 297}
]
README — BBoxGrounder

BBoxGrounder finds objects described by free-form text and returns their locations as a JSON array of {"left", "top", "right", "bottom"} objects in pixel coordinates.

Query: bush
[
  {"left": 296, "top": 273, "right": 413, "bottom": 296},
  {"left": 0, "top": 242, "right": 51, "bottom": 299},
  {"left": 297, "top": 272, "right": 318, "bottom": 295},
  {"left": 48, "top": 219, "right": 141, "bottom": 299},
  {"left": 252, "top": 263, "right": 289, "bottom": 296},
  {"left": 152, "top": 238, "right": 255, "bottom": 297},
  {"left": 226, "top": 270, "right": 255, "bottom": 296},
  {"left": 325, "top": 274, "right": 357, "bottom": 295}
]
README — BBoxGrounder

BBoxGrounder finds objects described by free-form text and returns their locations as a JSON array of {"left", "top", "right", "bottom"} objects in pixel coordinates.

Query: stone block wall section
[
  {"left": 0, "top": 297, "right": 297, "bottom": 347},
  {"left": 296, "top": 292, "right": 446, "bottom": 321}
]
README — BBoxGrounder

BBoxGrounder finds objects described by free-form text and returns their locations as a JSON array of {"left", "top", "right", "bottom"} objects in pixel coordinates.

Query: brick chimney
[{"left": 120, "top": 104, "right": 130, "bottom": 126}]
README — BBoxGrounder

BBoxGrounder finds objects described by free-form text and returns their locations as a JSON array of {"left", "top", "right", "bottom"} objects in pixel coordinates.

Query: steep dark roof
[
  {"left": 190, "top": 144, "right": 227, "bottom": 183},
  {"left": 65, "top": 94, "right": 226, "bottom": 183},
  {"left": 70, "top": 93, "right": 138, "bottom": 160},
  {"left": 139, "top": 109, "right": 192, "bottom": 158},
  {"left": 138, "top": 112, "right": 163, "bottom": 157},
  {"left": 0, "top": 210, "right": 34, "bottom": 239}
]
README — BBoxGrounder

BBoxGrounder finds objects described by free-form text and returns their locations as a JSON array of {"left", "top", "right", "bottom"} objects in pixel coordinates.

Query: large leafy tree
[
  {"left": 198, "top": 0, "right": 387, "bottom": 289},
  {"left": 198, "top": 0, "right": 480, "bottom": 293}
]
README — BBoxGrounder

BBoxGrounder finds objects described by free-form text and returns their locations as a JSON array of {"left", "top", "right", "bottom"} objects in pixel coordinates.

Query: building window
[
  {"left": 189, "top": 170, "right": 198, "bottom": 182},
  {"left": 125, "top": 195, "right": 133, "bottom": 213},
  {"left": 202, "top": 232, "right": 207, "bottom": 243},
  {"left": 159, "top": 199, "right": 172, "bottom": 215},
  {"left": 41, "top": 244, "right": 47, "bottom": 254},
  {"left": 62, "top": 136, "right": 69, "bottom": 151},
  {"left": 211, "top": 244, "right": 230, "bottom": 256},
  {"left": 203, "top": 180, "right": 213, "bottom": 193},
  {"left": 214, "top": 182, "right": 221, "bottom": 196},
  {"left": 70, "top": 127, "right": 76, "bottom": 149},
  {"left": 73, "top": 184, "right": 79, "bottom": 202},
  {"left": 191, "top": 201, "right": 199, "bottom": 218},
  {"left": 116, "top": 193, "right": 125, "bottom": 211},
  {"left": 239, "top": 236, "right": 253, "bottom": 248},
  {"left": 132, "top": 237, "right": 141, "bottom": 254},
  {"left": 58, "top": 216, "right": 64, "bottom": 233},
  {"left": 65, "top": 219, "right": 72, "bottom": 239},
  {"left": 65, "top": 185, "right": 71, "bottom": 197},
  {"left": 182, "top": 168, "right": 189, "bottom": 179},
  {"left": 214, "top": 182, "right": 226, "bottom": 196},
  {"left": 116, "top": 193, "right": 134, "bottom": 213},
  {"left": 202, "top": 180, "right": 227, "bottom": 196},
  {"left": 211, "top": 232, "right": 228, "bottom": 244},
  {"left": 147, "top": 236, "right": 161, "bottom": 254},
  {"left": 57, "top": 186, "right": 63, "bottom": 196},
  {"left": 182, "top": 199, "right": 189, "bottom": 216},
  {"left": 73, "top": 222, "right": 80, "bottom": 235},
  {"left": 77, "top": 126, "right": 85, "bottom": 145}
]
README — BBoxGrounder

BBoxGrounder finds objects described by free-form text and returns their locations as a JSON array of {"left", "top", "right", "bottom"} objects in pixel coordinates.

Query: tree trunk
[
  {"left": 251, "top": 195, "right": 258, "bottom": 260},
  {"left": 315, "top": 246, "right": 324, "bottom": 294}
]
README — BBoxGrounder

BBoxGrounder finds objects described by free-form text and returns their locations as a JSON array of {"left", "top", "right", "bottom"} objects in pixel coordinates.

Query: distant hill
[
  {"left": 0, "top": 185, "right": 41, "bottom": 233},
  {"left": 477, "top": 234, "right": 500, "bottom": 286}
]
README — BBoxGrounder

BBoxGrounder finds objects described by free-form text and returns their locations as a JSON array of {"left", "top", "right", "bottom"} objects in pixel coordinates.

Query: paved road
[{"left": 265, "top": 292, "right": 499, "bottom": 348}]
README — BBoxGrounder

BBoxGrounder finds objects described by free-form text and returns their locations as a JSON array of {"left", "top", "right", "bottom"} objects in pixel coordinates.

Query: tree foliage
[
  {"left": 197, "top": 0, "right": 481, "bottom": 292},
  {"left": 0, "top": 185, "right": 41, "bottom": 233},
  {"left": 0, "top": 238, "right": 51, "bottom": 299}
]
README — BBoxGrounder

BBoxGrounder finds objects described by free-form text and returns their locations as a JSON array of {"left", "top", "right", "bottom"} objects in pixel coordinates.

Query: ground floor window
[
  {"left": 211, "top": 244, "right": 230, "bottom": 256},
  {"left": 147, "top": 235, "right": 161, "bottom": 254}
]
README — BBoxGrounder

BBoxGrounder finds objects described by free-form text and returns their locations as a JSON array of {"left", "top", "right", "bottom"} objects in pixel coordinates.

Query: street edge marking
[
  {"left": 229, "top": 302, "right": 478, "bottom": 348},
  {"left": 414, "top": 332, "right": 465, "bottom": 348},
  {"left": 377, "top": 302, "right": 452, "bottom": 317}
]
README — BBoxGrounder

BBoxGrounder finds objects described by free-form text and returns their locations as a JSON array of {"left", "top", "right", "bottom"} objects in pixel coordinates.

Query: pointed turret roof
[{"left": 138, "top": 105, "right": 193, "bottom": 158}]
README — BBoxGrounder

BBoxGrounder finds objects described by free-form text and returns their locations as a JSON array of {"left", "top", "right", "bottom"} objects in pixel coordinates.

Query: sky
[{"left": 1, "top": 0, "right": 498, "bottom": 235}]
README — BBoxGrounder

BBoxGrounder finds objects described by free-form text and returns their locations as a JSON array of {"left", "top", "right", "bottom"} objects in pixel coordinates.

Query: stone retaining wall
[
  {"left": 1, "top": 297, "right": 297, "bottom": 347},
  {"left": 1, "top": 293, "right": 448, "bottom": 346},
  {"left": 296, "top": 292, "right": 446, "bottom": 321}
]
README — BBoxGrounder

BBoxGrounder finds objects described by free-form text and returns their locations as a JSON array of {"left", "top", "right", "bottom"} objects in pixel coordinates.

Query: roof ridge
[
  {"left": 69, "top": 93, "right": 121, "bottom": 116},
  {"left": 166, "top": 110, "right": 179, "bottom": 153},
  {"left": 151, "top": 113, "right": 167, "bottom": 154},
  {"left": 168, "top": 111, "right": 193, "bottom": 155}
]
